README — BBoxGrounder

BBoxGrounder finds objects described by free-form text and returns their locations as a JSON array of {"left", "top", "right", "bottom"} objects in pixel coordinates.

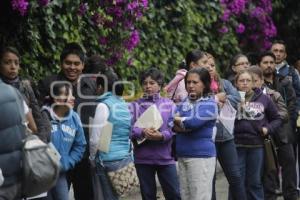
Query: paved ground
[
  {"left": 70, "top": 173, "right": 230, "bottom": 200},
  {"left": 120, "top": 170, "right": 229, "bottom": 200},
  {"left": 120, "top": 170, "right": 284, "bottom": 200},
  {"left": 70, "top": 163, "right": 285, "bottom": 200}
]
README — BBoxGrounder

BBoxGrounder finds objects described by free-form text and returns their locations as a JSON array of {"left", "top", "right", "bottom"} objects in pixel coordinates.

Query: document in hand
[
  {"left": 134, "top": 104, "right": 163, "bottom": 144},
  {"left": 97, "top": 121, "right": 113, "bottom": 153},
  {"left": 219, "top": 100, "right": 237, "bottom": 134},
  {"left": 89, "top": 118, "right": 113, "bottom": 153}
]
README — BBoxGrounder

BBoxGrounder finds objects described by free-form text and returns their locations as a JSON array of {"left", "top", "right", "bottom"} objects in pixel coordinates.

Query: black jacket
[
  {"left": 265, "top": 75, "right": 297, "bottom": 122},
  {"left": 265, "top": 75, "right": 297, "bottom": 144}
]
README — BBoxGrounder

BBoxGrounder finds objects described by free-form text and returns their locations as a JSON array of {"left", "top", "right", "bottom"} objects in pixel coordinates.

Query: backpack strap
[{"left": 171, "top": 82, "right": 181, "bottom": 100}]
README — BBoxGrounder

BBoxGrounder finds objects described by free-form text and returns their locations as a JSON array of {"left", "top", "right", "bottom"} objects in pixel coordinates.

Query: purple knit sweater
[{"left": 130, "top": 94, "right": 176, "bottom": 165}]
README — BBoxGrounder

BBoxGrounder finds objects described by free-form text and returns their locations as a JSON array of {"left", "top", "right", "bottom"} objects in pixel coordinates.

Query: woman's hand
[
  {"left": 174, "top": 116, "right": 182, "bottom": 126},
  {"left": 261, "top": 127, "right": 268, "bottom": 136},
  {"left": 172, "top": 124, "right": 186, "bottom": 133},
  {"left": 216, "top": 92, "right": 227, "bottom": 103},
  {"left": 143, "top": 128, "right": 163, "bottom": 141}
]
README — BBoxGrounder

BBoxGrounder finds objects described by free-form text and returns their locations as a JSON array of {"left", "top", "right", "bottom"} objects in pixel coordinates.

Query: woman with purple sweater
[
  {"left": 234, "top": 69, "right": 281, "bottom": 200},
  {"left": 130, "top": 68, "right": 181, "bottom": 200}
]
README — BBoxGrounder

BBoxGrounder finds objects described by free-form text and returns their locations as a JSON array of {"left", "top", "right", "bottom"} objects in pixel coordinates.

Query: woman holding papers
[
  {"left": 89, "top": 70, "right": 133, "bottom": 200},
  {"left": 234, "top": 69, "right": 281, "bottom": 200},
  {"left": 130, "top": 68, "right": 181, "bottom": 200},
  {"left": 204, "top": 53, "right": 246, "bottom": 200},
  {"left": 172, "top": 67, "right": 218, "bottom": 200}
]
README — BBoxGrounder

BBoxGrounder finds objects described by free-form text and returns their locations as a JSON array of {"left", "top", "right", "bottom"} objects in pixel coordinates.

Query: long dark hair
[
  {"left": 96, "top": 68, "right": 124, "bottom": 96},
  {"left": 0, "top": 46, "right": 20, "bottom": 62},
  {"left": 45, "top": 82, "right": 72, "bottom": 105},
  {"left": 84, "top": 54, "right": 107, "bottom": 74},
  {"left": 185, "top": 49, "right": 206, "bottom": 69},
  {"left": 185, "top": 67, "right": 211, "bottom": 97}
]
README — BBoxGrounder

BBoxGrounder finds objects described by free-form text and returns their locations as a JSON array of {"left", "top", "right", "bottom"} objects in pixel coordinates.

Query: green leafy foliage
[
  {"left": 0, "top": 0, "right": 147, "bottom": 82},
  {"left": 272, "top": 0, "right": 300, "bottom": 63},
  {"left": 132, "top": 0, "right": 240, "bottom": 81}
]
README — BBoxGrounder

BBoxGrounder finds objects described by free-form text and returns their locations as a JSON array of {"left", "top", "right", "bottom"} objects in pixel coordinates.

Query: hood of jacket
[{"left": 41, "top": 105, "right": 74, "bottom": 122}]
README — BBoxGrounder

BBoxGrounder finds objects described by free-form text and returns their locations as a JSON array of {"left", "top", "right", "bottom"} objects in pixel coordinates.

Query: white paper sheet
[
  {"left": 97, "top": 121, "right": 113, "bottom": 153},
  {"left": 219, "top": 100, "right": 237, "bottom": 134},
  {"left": 26, "top": 193, "right": 47, "bottom": 199},
  {"left": 134, "top": 104, "right": 163, "bottom": 144}
]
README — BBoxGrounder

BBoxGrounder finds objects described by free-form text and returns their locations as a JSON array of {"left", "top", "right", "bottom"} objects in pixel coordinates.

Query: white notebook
[
  {"left": 134, "top": 104, "right": 163, "bottom": 144},
  {"left": 89, "top": 117, "right": 113, "bottom": 153},
  {"left": 97, "top": 121, "right": 113, "bottom": 153}
]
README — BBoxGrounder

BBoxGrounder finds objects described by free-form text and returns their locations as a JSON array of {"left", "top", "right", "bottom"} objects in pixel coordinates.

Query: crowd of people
[{"left": 0, "top": 40, "right": 300, "bottom": 200}]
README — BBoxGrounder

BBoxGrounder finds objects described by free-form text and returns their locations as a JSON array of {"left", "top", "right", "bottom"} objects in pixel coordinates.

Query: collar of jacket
[
  {"left": 42, "top": 105, "right": 73, "bottom": 122},
  {"left": 96, "top": 91, "right": 117, "bottom": 102},
  {"left": 249, "top": 88, "right": 263, "bottom": 101},
  {"left": 276, "top": 60, "right": 288, "bottom": 71}
]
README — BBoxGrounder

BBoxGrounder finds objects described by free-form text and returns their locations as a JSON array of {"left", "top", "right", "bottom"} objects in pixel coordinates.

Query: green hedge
[{"left": 132, "top": 0, "right": 240, "bottom": 81}]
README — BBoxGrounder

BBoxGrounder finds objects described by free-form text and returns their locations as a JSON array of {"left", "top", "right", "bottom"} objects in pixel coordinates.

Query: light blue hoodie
[{"left": 42, "top": 106, "right": 86, "bottom": 172}]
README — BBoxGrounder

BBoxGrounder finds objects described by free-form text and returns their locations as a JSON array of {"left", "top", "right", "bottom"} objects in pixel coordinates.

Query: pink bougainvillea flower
[
  {"left": 218, "top": 26, "right": 229, "bottom": 33},
  {"left": 92, "top": 13, "right": 105, "bottom": 26},
  {"left": 140, "top": 0, "right": 149, "bottom": 8},
  {"left": 127, "top": 58, "right": 133, "bottom": 66},
  {"left": 98, "top": 36, "right": 108, "bottom": 45},
  {"left": 258, "top": 0, "right": 272, "bottom": 13},
  {"left": 250, "top": 7, "right": 264, "bottom": 18},
  {"left": 11, "top": 0, "right": 29, "bottom": 16},
  {"left": 124, "top": 30, "right": 140, "bottom": 51},
  {"left": 221, "top": 9, "right": 231, "bottom": 22},
  {"left": 38, "top": 0, "right": 50, "bottom": 7},
  {"left": 78, "top": 2, "right": 88, "bottom": 16},
  {"left": 107, "top": 6, "right": 123, "bottom": 18},
  {"left": 219, "top": 0, "right": 277, "bottom": 50},
  {"left": 127, "top": 1, "right": 139, "bottom": 11},
  {"left": 227, "top": 0, "right": 246, "bottom": 15},
  {"left": 123, "top": 20, "right": 134, "bottom": 30},
  {"left": 262, "top": 40, "right": 272, "bottom": 50},
  {"left": 236, "top": 23, "right": 245, "bottom": 33}
]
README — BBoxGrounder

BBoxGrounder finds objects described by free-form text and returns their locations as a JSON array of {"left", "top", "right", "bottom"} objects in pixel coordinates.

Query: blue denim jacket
[{"left": 215, "top": 79, "right": 241, "bottom": 142}]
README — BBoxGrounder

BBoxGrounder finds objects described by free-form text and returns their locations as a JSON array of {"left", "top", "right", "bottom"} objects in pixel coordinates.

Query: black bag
[
  {"left": 264, "top": 136, "right": 278, "bottom": 173},
  {"left": 91, "top": 164, "right": 105, "bottom": 200},
  {"left": 171, "top": 135, "right": 177, "bottom": 161}
]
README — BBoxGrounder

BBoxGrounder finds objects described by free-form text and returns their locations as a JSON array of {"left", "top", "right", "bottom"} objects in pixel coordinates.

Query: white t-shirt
[
  {"left": 89, "top": 103, "right": 109, "bottom": 159},
  {"left": 23, "top": 101, "right": 29, "bottom": 114}
]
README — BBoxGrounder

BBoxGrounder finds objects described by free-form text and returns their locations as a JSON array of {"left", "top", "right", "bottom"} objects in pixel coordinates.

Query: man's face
[
  {"left": 271, "top": 43, "right": 287, "bottom": 64},
  {"left": 259, "top": 55, "right": 276, "bottom": 76},
  {"left": 61, "top": 54, "right": 84, "bottom": 82}
]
